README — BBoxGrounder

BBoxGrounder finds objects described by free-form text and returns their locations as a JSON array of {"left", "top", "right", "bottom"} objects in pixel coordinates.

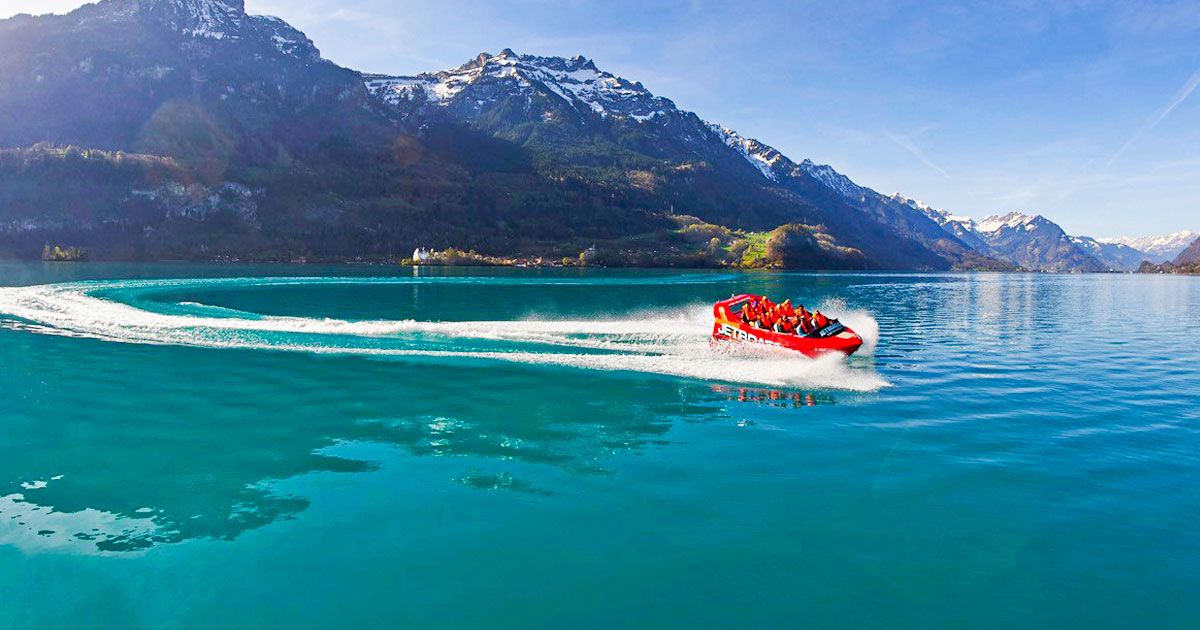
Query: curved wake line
[{"left": 0, "top": 279, "right": 888, "bottom": 392}]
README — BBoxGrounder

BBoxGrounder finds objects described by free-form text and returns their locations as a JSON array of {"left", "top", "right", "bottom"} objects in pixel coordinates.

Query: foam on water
[
  {"left": 819, "top": 299, "right": 881, "bottom": 356},
  {"left": 0, "top": 279, "right": 888, "bottom": 391}
]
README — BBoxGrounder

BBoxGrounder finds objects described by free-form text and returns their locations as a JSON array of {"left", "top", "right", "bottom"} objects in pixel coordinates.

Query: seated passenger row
[{"left": 739, "top": 298, "right": 830, "bottom": 336}]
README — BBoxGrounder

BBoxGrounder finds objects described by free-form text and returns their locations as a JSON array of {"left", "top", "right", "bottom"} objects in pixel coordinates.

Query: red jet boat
[{"left": 712, "top": 294, "right": 864, "bottom": 357}]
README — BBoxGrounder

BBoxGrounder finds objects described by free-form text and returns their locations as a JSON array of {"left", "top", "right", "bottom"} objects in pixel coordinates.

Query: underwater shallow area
[{"left": 0, "top": 263, "right": 1196, "bottom": 628}]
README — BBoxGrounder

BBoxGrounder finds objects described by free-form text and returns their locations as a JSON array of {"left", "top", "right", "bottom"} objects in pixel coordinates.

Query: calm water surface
[{"left": 0, "top": 263, "right": 1196, "bottom": 628}]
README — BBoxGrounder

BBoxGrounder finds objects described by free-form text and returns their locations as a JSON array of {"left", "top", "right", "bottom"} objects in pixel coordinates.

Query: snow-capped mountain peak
[
  {"left": 977, "top": 212, "right": 1044, "bottom": 233},
  {"left": 365, "top": 50, "right": 676, "bottom": 121},
  {"left": 96, "top": 0, "right": 245, "bottom": 38},
  {"left": 84, "top": 0, "right": 318, "bottom": 59}
]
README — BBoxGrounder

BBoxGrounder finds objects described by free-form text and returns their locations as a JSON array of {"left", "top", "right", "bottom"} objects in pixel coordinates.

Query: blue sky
[{"left": 4, "top": 0, "right": 1199, "bottom": 237}]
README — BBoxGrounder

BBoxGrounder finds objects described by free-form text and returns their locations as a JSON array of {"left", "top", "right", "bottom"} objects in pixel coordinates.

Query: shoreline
[{"left": 0, "top": 258, "right": 1176, "bottom": 275}]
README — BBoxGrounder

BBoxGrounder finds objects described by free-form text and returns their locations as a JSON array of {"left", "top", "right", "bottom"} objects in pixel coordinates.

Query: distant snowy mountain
[
  {"left": 971, "top": 212, "right": 1105, "bottom": 272},
  {"left": 1098, "top": 231, "right": 1200, "bottom": 264},
  {"left": 894, "top": 201, "right": 1109, "bottom": 272},
  {"left": 1139, "top": 234, "right": 1200, "bottom": 274},
  {"left": 889, "top": 194, "right": 1172, "bottom": 272},
  {"left": 892, "top": 194, "right": 993, "bottom": 254},
  {"left": 1069, "top": 236, "right": 1147, "bottom": 272}
]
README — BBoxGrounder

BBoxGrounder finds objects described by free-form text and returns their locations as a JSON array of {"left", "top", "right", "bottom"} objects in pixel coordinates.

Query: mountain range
[
  {"left": 1097, "top": 231, "right": 1199, "bottom": 264},
  {"left": 1138, "top": 233, "right": 1200, "bottom": 274},
  {"left": 0, "top": 0, "right": 1191, "bottom": 271},
  {"left": 895, "top": 196, "right": 1162, "bottom": 273}
]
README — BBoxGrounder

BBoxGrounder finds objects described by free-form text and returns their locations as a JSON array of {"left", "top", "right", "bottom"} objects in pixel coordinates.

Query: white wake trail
[{"left": 0, "top": 281, "right": 888, "bottom": 391}]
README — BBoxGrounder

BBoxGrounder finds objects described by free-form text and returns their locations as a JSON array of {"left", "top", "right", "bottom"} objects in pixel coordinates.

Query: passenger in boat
[
  {"left": 798, "top": 315, "right": 815, "bottom": 335},
  {"left": 774, "top": 316, "right": 796, "bottom": 334},
  {"left": 761, "top": 307, "right": 777, "bottom": 331},
  {"left": 812, "top": 311, "right": 830, "bottom": 330}
]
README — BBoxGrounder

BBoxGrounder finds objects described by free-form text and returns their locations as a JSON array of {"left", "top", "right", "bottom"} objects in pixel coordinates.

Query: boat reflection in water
[{"left": 710, "top": 385, "right": 835, "bottom": 408}]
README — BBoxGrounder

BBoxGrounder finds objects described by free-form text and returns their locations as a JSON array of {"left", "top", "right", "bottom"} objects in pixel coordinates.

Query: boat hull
[{"left": 711, "top": 294, "right": 864, "bottom": 358}]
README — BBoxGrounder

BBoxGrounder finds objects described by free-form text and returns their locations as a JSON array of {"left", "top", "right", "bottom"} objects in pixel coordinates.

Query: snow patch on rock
[
  {"left": 799, "top": 160, "right": 867, "bottom": 199},
  {"left": 977, "top": 212, "right": 1041, "bottom": 233},
  {"left": 706, "top": 124, "right": 786, "bottom": 181}
]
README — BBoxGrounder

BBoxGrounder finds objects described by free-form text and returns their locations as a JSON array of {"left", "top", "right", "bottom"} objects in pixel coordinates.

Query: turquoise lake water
[{"left": 0, "top": 263, "right": 1196, "bottom": 628}]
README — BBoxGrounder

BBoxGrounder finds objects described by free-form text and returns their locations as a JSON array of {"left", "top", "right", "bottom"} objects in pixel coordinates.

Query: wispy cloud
[
  {"left": 885, "top": 130, "right": 951, "bottom": 179},
  {"left": 1108, "top": 66, "right": 1200, "bottom": 166},
  {"left": 1155, "top": 67, "right": 1200, "bottom": 123}
]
